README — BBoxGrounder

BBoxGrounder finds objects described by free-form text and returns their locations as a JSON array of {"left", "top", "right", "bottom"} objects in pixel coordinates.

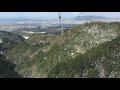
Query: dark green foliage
[
  {"left": 48, "top": 36, "right": 120, "bottom": 78},
  {"left": 0, "top": 31, "right": 25, "bottom": 51},
  {"left": 0, "top": 54, "right": 23, "bottom": 78},
  {"left": 4, "top": 22, "right": 120, "bottom": 78}
]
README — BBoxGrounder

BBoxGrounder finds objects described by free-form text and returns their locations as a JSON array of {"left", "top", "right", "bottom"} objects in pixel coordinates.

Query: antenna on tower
[{"left": 58, "top": 12, "right": 63, "bottom": 35}]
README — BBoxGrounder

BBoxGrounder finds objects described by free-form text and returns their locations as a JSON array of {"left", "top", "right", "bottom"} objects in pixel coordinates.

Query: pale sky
[{"left": 0, "top": 12, "right": 120, "bottom": 19}]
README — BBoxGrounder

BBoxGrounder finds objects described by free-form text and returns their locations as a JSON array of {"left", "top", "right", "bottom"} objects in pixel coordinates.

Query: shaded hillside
[
  {"left": 0, "top": 54, "right": 23, "bottom": 78},
  {"left": 5, "top": 22, "right": 120, "bottom": 78},
  {"left": 0, "top": 31, "right": 24, "bottom": 78},
  {"left": 0, "top": 31, "right": 25, "bottom": 51}
]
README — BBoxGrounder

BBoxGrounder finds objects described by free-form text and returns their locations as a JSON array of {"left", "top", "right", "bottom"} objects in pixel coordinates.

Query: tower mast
[{"left": 58, "top": 12, "right": 63, "bottom": 35}]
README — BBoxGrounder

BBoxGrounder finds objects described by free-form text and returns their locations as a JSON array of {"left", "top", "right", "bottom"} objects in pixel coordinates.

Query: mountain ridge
[{"left": 74, "top": 15, "right": 112, "bottom": 21}]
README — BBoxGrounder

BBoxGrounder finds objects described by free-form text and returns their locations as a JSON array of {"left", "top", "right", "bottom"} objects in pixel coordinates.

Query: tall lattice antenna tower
[{"left": 58, "top": 12, "right": 63, "bottom": 35}]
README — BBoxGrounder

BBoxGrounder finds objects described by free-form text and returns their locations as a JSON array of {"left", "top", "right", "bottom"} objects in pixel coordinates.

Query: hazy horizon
[{"left": 0, "top": 12, "right": 120, "bottom": 20}]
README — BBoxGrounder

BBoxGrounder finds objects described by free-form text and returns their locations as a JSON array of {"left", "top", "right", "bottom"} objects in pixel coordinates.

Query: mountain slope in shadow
[{"left": 0, "top": 54, "right": 23, "bottom": 78}]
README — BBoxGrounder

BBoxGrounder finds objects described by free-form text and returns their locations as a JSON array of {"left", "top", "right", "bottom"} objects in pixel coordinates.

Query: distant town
[{"left": 0, "top": 16, "right": 120, "bottom": 34}]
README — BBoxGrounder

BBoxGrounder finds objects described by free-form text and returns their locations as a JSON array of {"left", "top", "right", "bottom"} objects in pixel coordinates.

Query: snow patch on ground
[
  {"left": 40, "top": 32, "right": 46, "bottom": 34},
  {"left": 23, "top": 36, "right": 29, "bottom": 39},
  {"left": 0, "top": 39, "right": 3, "bottom": 43}
]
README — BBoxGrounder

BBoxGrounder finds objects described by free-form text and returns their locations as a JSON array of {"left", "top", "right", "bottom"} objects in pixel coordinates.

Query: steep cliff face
[{"left": 5, "top": 22, "right": 120, "bottom": 78}]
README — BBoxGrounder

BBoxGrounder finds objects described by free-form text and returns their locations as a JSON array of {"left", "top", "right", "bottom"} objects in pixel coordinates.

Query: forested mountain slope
[{"left": 5, "top": 22, "right": 120, "bottom": 78}]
